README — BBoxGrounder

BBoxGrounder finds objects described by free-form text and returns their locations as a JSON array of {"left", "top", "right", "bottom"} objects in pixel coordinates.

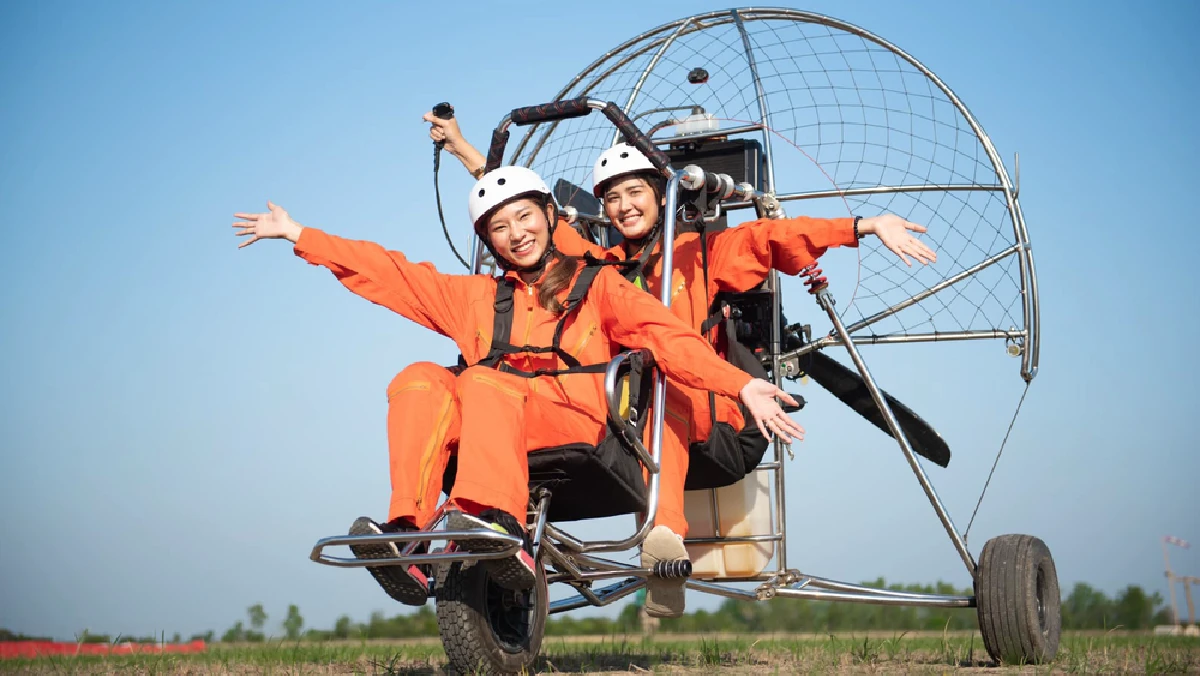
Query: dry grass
[{"left": 3, "top": 632, "right": 1197, "bottom": 674}]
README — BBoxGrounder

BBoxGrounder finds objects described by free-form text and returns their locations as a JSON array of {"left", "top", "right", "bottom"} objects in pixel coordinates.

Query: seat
[
  {"left": 441, "top": 351, "right": 657, "bottom": 523},
  {"left": 442, "top": 434, "right": 648, "bottom": 522},
  {"left": 440, "top": 341, "right": 778, "bottom": 523}
]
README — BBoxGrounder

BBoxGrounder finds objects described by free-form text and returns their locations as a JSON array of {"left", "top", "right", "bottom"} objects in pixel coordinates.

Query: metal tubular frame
[
  {"left": 311, "top": 530, "right": 521, "bottom": 569},
  {"left": 778, "top": 244, "right": 1024, "bottom": 364},
  {"left": 502, "top": 7, "right": 1039, "bottom": 595},
  {"left": 522, "top": 156, "right": 988, "bottom": 613},
  {"left": 776, "top": 184, "right": 1007, "bottom": 202},
  {"left": 512, "top": 7, "right": 1039, "bottom": 381},
  {"left": 543, "top": 170, "right": 682, "bottom": 555},
  {"left": 611, "top": 19, "right": 691, "bottom": 148},
  {"left": 311, "top": 5, "right": 1051, "bottom": 619},
  {"left": 312, "top": 152, "right": 987, "bottom": 611},
  {"left": 773, "top": 587, "right": 974, "bottom": 608},
  {"left": 649, "top": 122, "right": 765, "bottom": 145},
  {"left": 549, "top": 578, "right": 644, "bottom": 614},
  {"left": 731, "top": 9, "right": 776, "bottom": 194}
]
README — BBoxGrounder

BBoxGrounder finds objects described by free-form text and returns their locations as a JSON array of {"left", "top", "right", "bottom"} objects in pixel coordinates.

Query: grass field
[{"left": 3, "top": 632, "right": 1198, "bottom": 674}]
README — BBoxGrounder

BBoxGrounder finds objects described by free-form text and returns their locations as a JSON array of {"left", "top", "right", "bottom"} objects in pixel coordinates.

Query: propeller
[{"left": 801, "top": 349, "right": 951, "bottom": 468}]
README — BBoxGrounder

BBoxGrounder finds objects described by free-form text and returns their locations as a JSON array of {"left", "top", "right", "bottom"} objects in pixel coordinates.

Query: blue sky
[{"left": 1, "top": 1, "right": 1197, "bottom": 640}]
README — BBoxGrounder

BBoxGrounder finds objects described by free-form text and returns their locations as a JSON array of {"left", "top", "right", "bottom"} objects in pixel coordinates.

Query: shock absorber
[
  {"left": 799, "top": 263, "right": 828, "bottom": 296},
  {"left": 651, "top": 559, "right": 693, "bottom": 579}
]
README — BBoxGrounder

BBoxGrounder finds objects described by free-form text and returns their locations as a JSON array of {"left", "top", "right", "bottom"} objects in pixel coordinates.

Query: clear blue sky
[{"left": 1, "top": 1, "right": 1197, "bottom": 640}]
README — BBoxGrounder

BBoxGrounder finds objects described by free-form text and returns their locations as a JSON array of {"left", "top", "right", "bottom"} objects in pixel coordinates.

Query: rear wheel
[
  {"left": 976, "top": 534, "right": 1061, "bottom": 665},
  {"left": 435, "top": 560, "right": 547, "bottom": 675}
]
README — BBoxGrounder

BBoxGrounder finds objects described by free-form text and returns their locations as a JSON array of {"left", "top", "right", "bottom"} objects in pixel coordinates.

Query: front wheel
[
  {"left": 975, "top": 534, "right": 1062, "bottom": 665},
  {"left": 435, "top": 560, "right": 547, "bottom": 675}
]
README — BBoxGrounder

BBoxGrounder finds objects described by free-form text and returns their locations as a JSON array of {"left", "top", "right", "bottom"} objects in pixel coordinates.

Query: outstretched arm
[
  {"left": 709, "top": 214, "right": 937, "bottom": 293},
  {"left": 595, "top": 268, "right": 804, "bottom": 443},
  {"left": 707, "top": 216, "right": 857, "bottom": 293},
  {"left": 232, "top": 202, "right": 475, "bottom": 339}
]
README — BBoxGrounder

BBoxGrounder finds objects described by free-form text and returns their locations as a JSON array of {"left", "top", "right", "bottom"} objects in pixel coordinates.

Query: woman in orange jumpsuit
[
  {"left": 429, "top": 113, "right": 937, "bottom": 617},
  {"left": 232, "top": 165, "right": 803, "bottom": 607}
]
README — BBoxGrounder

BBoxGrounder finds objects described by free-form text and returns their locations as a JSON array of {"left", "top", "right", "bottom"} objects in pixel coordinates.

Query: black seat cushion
[
  {"left": 440, "top": 419, "right": 769, "bottom": 523},
  {"left": 442, "top": 434, "right": 647, "bottom": 523},
  {"left": 684, "top": 420, "right": 769, "bottom": 490}
]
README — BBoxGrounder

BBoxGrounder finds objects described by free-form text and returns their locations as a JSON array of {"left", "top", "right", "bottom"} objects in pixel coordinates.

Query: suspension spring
[
  {"left": 799, "top": 263, "right": 828, "bottom": 295},
  {"left": 652, "top": 559, "right": 693, "bottom": 579}
]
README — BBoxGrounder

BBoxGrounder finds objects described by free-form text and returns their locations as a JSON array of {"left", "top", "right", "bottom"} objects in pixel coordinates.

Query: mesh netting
[{"left": 507, "top": 9, "right": 1031, "bottom": 345}]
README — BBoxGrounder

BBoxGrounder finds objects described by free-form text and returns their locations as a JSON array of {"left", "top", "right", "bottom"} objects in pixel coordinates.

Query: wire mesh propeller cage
[{"left": 494, "top": 7, "right": 1039, "bottom": 382}]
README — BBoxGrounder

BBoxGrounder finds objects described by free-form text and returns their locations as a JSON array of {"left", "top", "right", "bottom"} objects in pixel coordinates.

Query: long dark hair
[{"left": 531, "top": 194, "right": 578, "bottom": 313}]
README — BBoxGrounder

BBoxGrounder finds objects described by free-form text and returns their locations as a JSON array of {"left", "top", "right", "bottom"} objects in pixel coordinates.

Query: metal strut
[{"left": 800, "top": 264, "right": 978, "bottom": 577}]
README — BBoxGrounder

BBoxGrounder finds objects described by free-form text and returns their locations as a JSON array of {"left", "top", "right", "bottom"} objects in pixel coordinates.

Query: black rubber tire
[
  {"left": 976, "top": 534, "right": 1062, "bottom": 665},
  {"left": 435, "top": 560, "right": 547, "bottom": 675}
]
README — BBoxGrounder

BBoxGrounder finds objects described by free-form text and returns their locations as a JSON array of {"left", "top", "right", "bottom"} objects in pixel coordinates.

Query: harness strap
[
  {"left": 551, "top": 261, "right": 604, "bottom": 348},
  {"left": 472, "top": 257, "right": 612, "bottom": 378},
  {"left": 699, "top": 303, "right": 727, "bottom": 336},
  {"left": 623, "top": 228, "right": 661, "bottom": 290},
  {"left": 497, "top": 362, "right": 608, "bottom": 379},
  {"left": 473, "top": 280, "right": 518, "bottom": 369},
  {"left": 698, "top": 223, "right": 722, "bottom": 427}
]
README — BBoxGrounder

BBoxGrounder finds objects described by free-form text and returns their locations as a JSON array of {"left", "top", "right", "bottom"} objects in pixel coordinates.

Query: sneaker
[
  {"left": 446, "top": 509, "right": 536, "bottom": 591},
  {"left": 640, "top": 525, "right": 689, "bottom": 618},
  {"left": 348, "top": 516, "right": 429, "bottom": 606}
]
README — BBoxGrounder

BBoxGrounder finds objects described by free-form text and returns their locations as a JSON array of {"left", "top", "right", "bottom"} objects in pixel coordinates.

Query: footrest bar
[{"left": 310, "top": 529, "right": 521, "bottom": 568}]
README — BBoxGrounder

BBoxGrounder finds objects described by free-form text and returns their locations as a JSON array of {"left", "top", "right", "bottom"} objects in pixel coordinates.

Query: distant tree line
[
  {"left": 202, "top": 580, "right": 1187, "bottom": 639},
  {"left": 1, "top": 580, "right": 1178, "bottom": 643},
  {"left": 0, "top": 630, "right": 52, "bottom": 642}
]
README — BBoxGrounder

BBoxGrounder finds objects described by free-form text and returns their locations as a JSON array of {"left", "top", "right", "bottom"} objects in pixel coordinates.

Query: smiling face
[
  {"left": 485, "top": 196, "right": 554, "bottom": 269},
  {"left": 601, "top": 175, "right": 662, "bottom": 241}
]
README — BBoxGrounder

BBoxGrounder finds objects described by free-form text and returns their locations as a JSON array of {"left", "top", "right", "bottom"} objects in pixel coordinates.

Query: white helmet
[
  {"left": 468, "top": 166, "right": 553, "bottom": 229},
  {"left": 592, "top": 143, "right": 657, "bottom": 198}
]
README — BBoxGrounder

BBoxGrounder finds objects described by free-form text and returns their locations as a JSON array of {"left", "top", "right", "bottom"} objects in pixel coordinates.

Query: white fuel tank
[{"left": 683, "top": 470, "right": 775, "bottom": 579}]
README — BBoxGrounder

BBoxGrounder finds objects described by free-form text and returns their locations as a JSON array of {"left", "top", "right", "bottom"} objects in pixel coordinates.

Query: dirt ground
[{"left": 3, "top": 632, "right": 1198, "bottom": 674}]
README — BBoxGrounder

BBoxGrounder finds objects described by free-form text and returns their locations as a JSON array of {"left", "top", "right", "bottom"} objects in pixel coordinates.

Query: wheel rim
[{"left": 484, "top": 574, "right": 535, "bottom": 653}]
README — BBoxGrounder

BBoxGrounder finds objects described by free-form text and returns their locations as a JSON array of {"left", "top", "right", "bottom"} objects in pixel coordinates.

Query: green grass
[{"left": 2, "top": 632, "right": 1197, "bottom": 674}]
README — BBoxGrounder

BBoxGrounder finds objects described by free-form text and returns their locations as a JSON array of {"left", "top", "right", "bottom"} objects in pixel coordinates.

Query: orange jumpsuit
[
  {"left": 292, "top": 227, "right": 752, "bottom": 534},
  {"left": 554, "top": 216, "right": 857, "bottom": 490}
]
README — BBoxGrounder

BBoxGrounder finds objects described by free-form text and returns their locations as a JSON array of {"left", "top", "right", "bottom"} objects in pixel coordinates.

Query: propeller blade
[{"left": 803, "top": 350, "right": 951, "bottom": 468}]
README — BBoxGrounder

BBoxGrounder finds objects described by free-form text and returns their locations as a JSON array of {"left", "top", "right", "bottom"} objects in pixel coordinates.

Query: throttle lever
[{"left": 432, "top": 102, "right": 455, "bottom": 150}]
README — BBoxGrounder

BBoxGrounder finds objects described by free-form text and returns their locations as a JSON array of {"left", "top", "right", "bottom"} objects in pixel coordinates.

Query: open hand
[
  {"left": 858, "top": 214, "right": 937, "bottom": 267},
  {"left": 739, "top": 378, "right": 806, "bottom": 444},
  {"left": 232, "top": 201, "right": 303, "bottom": 248}
]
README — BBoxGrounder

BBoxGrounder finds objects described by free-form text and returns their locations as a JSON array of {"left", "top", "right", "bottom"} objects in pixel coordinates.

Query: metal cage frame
[{"left": 312, "top": 5, "right": 1045, "bottom": 625}]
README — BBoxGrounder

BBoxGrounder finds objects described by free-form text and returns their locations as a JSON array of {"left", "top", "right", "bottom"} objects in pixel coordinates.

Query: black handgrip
[
  {"left": 510, "top": 96, "right": 592, "bottom": 126},
  {"left": 704, "top": 172, "right": 722, "bottom": 192},
  {"left": 432, "top": 102, "right": 454, "bottom": 151},
  {"left": 599, "top": 102, "right": 672, "bottom": 176},
  {"left": 484, "top": 128, "right": 510, "bottom": 174}
]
